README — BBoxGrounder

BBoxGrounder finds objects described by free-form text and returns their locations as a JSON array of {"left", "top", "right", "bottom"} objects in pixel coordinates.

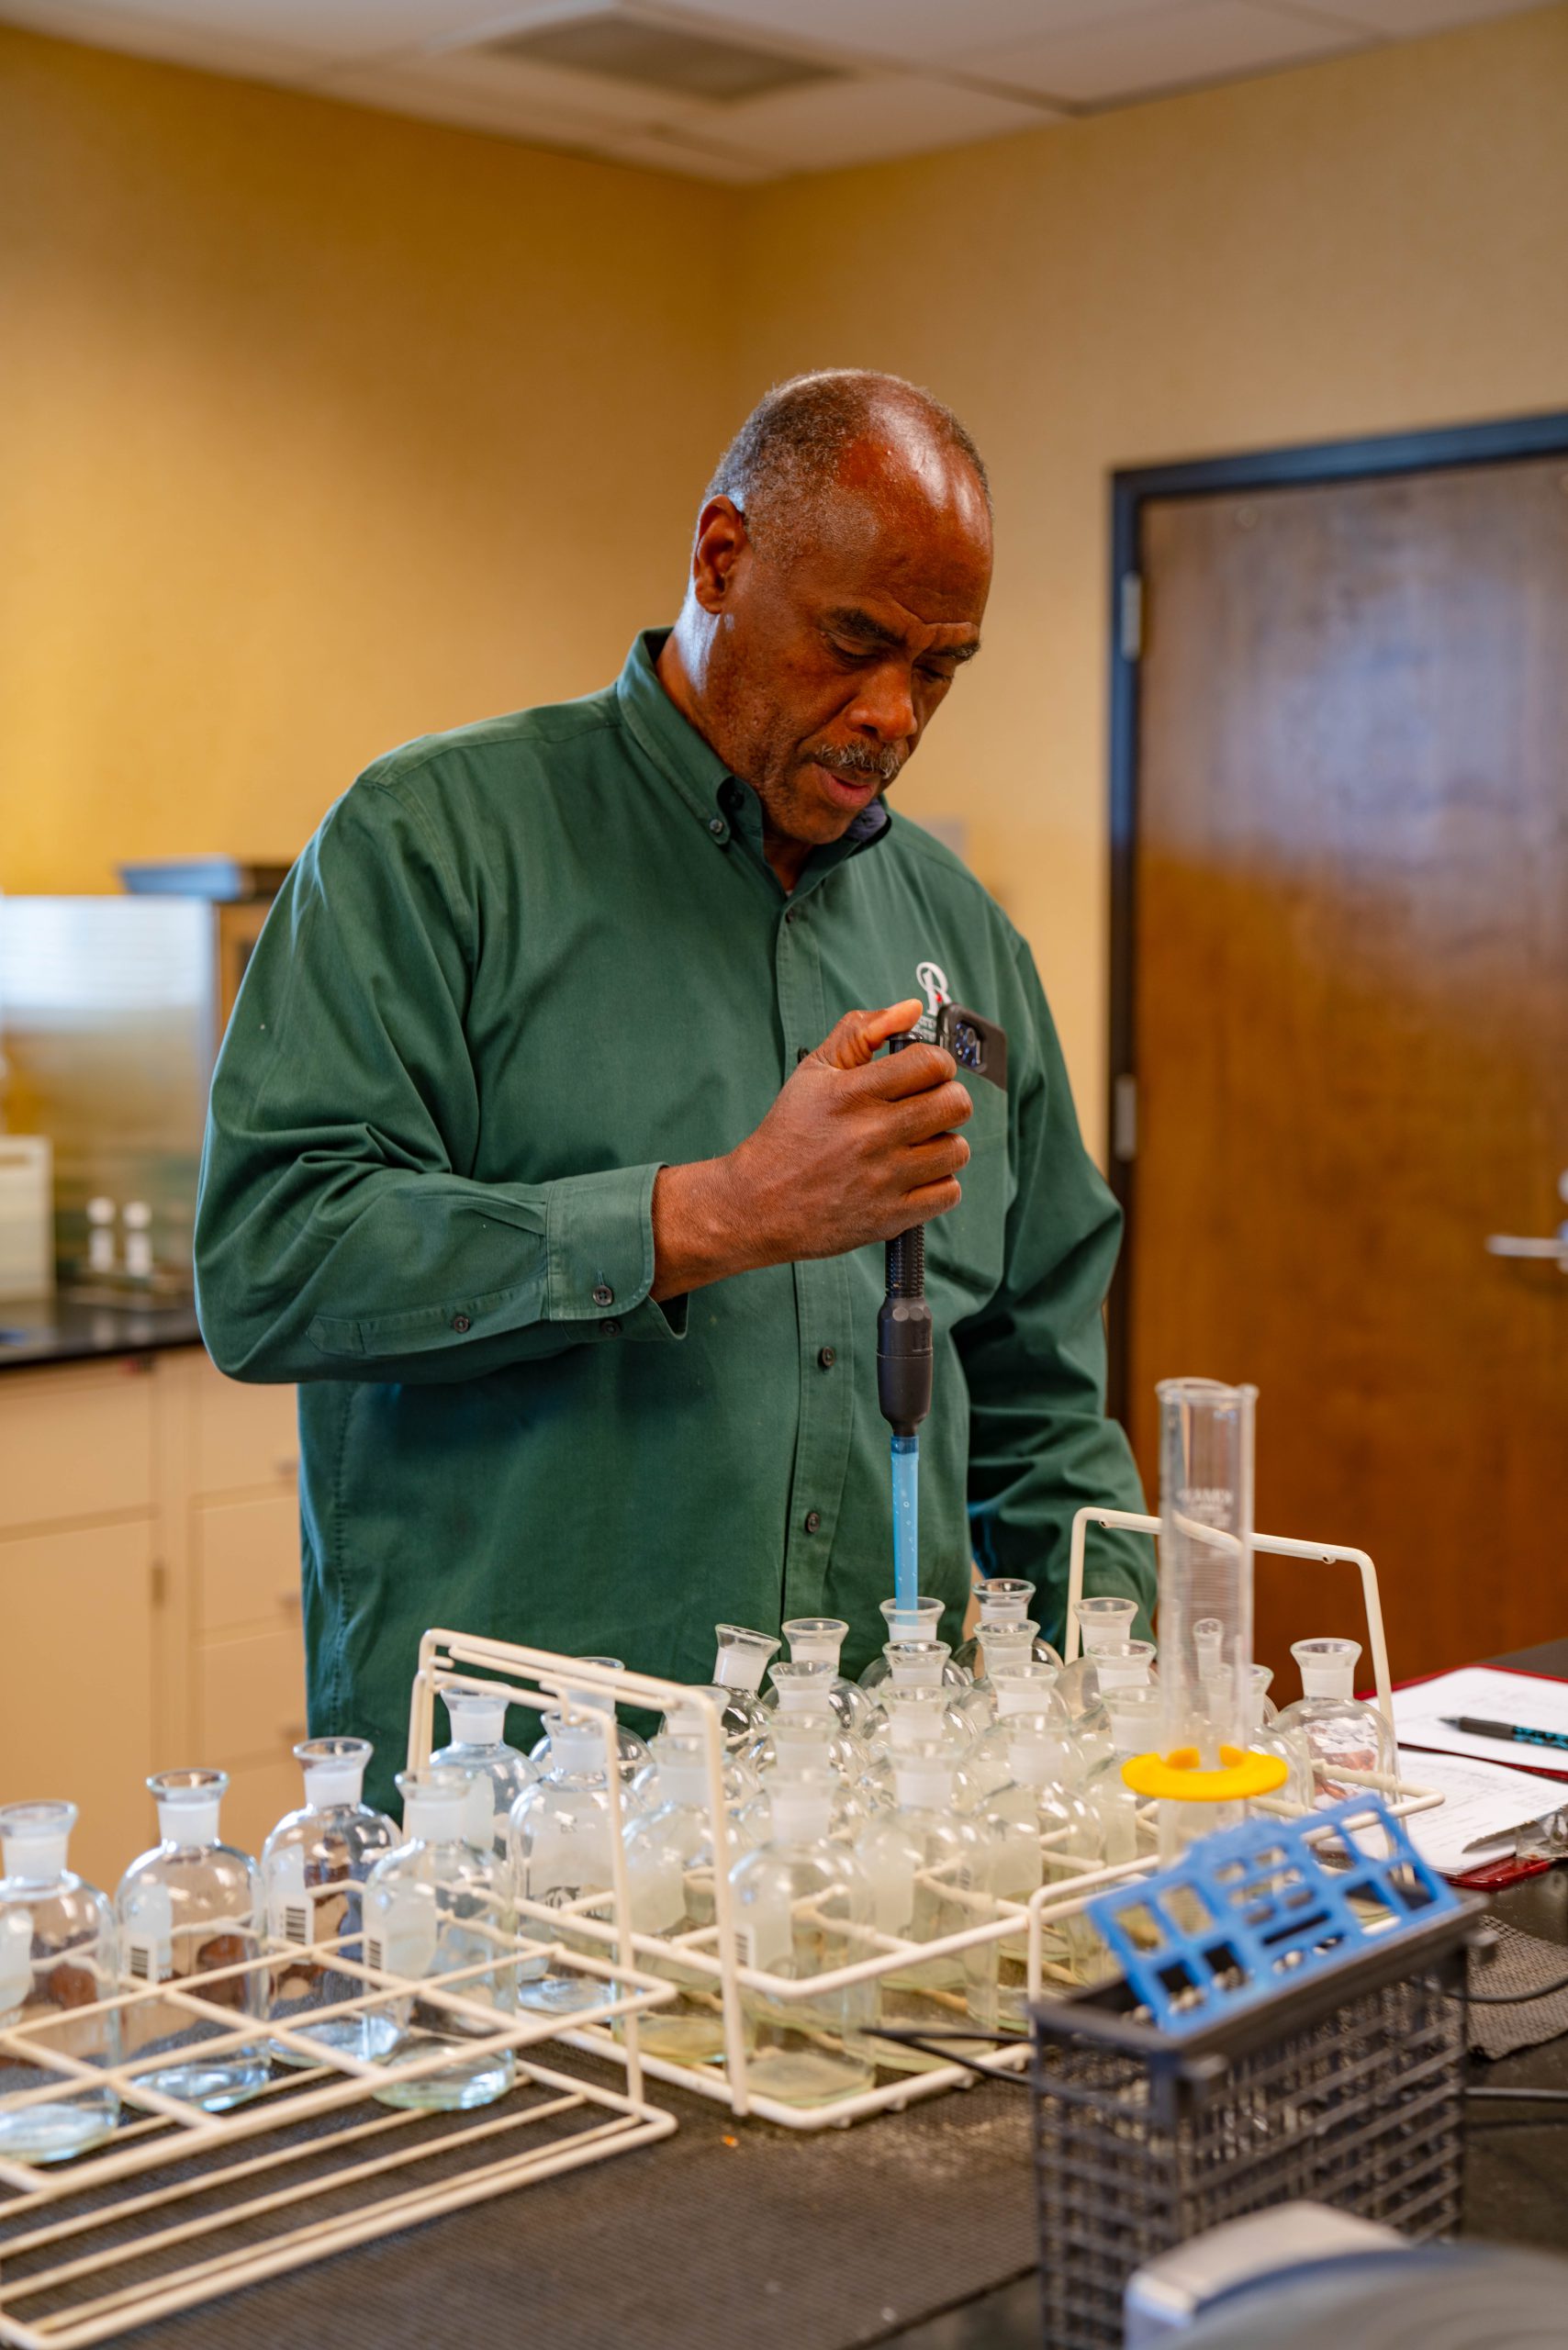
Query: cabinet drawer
[
  {"left": 195, "top": 1493, "right": 301, "bottom": 1636},
  {"left": 0, "top": 1516, "right": 155, "bottom": 1891},
  {"left": 196, "top": 1628, "right": 307, "bottom": 1766},
  {"left": 0, "top": 1363, "right": 153, "bottom": 1533},
  {"left": 193, "top": 1359, "right": 298, "bottom": 1496}
]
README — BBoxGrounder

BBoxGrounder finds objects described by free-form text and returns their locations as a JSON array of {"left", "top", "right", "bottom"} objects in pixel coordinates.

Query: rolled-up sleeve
[{"left": 195, "top": 778, "right": 686, "bottom": 1386}]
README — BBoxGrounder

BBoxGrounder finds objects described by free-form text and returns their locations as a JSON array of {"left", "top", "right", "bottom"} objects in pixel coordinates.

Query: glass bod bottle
[
  {"left": 116, "top": 1770, "right": 268, "bottom": 2111},
  {"left": 432, "top": 1684, "right": 536, "bottom": 1857},
  {"left": 510, "top": 1709, "right": 636, "bottom": 2015},
  {"left": 0, "top": 1802, "right": 119, "bottom": 2162},
  {"left": 262, "top": 1737, "right": 398, "bottom": 2065},
  {"left": 363, "top": 1769, "right": 515, "bottom": 2111},
  {"left": 727, "top": 1774, "right": 876, "bottom": 2109},
  {"left": 1278, "top": 1639, "right": 1396, "bottom": 1804}
]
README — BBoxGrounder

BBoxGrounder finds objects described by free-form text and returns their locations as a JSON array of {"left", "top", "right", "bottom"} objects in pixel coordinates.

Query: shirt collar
[{"left": 615, "top": 629, "right": 892, "bottom": 877}]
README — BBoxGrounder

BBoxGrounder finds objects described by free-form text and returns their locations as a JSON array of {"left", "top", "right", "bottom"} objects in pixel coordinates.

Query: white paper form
[
  {"left": 1396, "top": 1746, "right": 1568, "bottom": 1875},
  {"left": 1391, "top": 1666, "right": 1568, "bottom": 1775}
]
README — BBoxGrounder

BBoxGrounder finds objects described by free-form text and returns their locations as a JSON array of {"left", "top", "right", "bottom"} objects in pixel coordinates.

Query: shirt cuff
[{"left": 545, "top": 1161, "right": 687, "bottom": 1342}]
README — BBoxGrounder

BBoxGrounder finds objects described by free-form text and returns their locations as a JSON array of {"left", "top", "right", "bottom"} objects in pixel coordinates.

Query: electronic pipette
[{"left": 876, "top": 1005, "right": 1007, "bottom": 1625}]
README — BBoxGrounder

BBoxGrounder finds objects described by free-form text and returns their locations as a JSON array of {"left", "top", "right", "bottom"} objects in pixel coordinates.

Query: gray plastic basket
[{"left": 1031, "top": 1902, "right": 1482, "bottom": 2350}]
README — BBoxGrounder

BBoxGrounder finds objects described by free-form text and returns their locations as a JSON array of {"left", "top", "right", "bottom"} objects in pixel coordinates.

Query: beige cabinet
[
  {"left": 0, "top": 1348, "right": 305, "bottom": 1889},
  {"left": 0, "top": 1516, "right": 157, "bottom": 1892}
]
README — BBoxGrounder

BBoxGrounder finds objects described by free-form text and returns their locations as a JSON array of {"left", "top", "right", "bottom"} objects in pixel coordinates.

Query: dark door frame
[{"left": 1104, "top": 406, "right": 1568, "bottom": 1423}]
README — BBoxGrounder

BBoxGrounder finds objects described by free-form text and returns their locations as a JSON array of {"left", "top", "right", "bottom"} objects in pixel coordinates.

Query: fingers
[
  {"left": 812, "top": 999, "right": 924, "bottom": 1073},
  {"left": 854, "top": 1042, "right": 958, "bottom": 1102},
  {"left": 902, "top": 1131, "right": 972, "bottom": 1186},
  {"left": 888, "top": 1080, "right": 974, "bottom": 1146},
  {"left": 892, "top": 1178, "right": 964, "bottom": 1225}
]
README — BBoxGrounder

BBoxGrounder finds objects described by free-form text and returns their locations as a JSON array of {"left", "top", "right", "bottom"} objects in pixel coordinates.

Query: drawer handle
[
  {"left": 274, "top": 1455, "right": 300, "bottom": 1481},
  {"left": 278, "top": 1588, "right": 303, "bottom": 1615}
]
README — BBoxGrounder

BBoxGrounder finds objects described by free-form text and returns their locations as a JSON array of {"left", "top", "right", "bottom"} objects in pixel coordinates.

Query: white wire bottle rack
[
  {"left": 405, "top": 1503, "right": 1445, "bottom": 2136},
  {"left": 0, "top": 1765, "right": 678, "bottom": 2348}
]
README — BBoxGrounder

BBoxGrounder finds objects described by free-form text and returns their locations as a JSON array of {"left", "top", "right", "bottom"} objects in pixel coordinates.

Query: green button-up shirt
[{"left": 196, "top": 632, "right": 1152, "bottom": 1807}]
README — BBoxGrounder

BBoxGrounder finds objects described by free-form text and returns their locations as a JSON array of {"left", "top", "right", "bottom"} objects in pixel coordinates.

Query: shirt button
[
  {"left": 708, "top": 815, "right": 726, "bottom": 839},
  {"left": 803, "top": 1509, "right": 822, "bottom": 1534},
  {"left": 784, "top": 906, "right": 800, "bottom": 924},
  {"left": 601, "top": 1319, "right": 622, "bottom": 1338},
  {"left": 591, "top": 1283, "right": 614, "bottom": 1307},
  {"left": 451, "top": 1314, "right": 471, "bottom": 1334},
  {"left": 817, "top": 1346, "right": 836, "bottom": 1370}
]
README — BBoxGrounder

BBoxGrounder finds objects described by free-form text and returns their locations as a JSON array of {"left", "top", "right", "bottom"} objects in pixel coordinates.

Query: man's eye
[{"left": 918, "top": 665, "right": 957, "bottom": 687}]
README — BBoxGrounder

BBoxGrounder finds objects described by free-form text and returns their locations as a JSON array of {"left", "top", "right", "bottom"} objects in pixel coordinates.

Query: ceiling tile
[
  {"left": 1283, "top": 0, "right": 1542, "bottom": 28},
  {"left": 966, "top": 0, "right": 1371, "bottom": 104},
  {"left": 644, "top": 0, "right": 1163, "bottom": 72},
  {"left": 0, "top": 0, "right": 543, "bottom": 62},
  {"left": 0, "top": 0, "right": 319, "bottom": 77},
  {"left": 721, "top": 70, "right": 1059, "bottom": 169},
  {"left": 376, "top": 38, "right": 691, "bottom": 129}
]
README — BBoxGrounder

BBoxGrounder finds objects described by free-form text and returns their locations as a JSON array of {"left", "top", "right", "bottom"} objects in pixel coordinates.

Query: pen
[{"left": 1441, "top": 1715, "right": 1568, "bottom": 1754}]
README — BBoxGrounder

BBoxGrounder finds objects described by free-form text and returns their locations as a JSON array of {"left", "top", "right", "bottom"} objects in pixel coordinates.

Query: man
[{"left": 196, "top": 370, "right": 1153, "bottom": 1808}]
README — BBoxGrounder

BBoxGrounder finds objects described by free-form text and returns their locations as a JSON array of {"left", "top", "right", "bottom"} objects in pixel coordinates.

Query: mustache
[{"left": 804, "top": 740, "right": 905, "bottom": 786}]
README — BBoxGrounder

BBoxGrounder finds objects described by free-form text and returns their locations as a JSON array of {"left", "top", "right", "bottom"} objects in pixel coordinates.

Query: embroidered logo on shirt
[{"left": 915, "top": 960, "right": 950, "bottom": 1018}]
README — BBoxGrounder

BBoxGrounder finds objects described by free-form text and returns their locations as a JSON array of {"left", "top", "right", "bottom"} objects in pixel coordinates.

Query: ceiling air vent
[{"left": 483, "top": 12, "right": 841, "bottom": 103}]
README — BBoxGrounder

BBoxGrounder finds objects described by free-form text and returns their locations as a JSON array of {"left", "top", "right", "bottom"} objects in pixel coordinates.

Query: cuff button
[
  {"left": 451, "top": 1313, "right": 472, "bottom": 1333},
  {"left": 592, "top": 1282, "right": 615, "bottom": 1307}
]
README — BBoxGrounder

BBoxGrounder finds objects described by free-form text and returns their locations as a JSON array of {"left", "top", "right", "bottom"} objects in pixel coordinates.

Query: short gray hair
[{"left": 703, "top": 369, "right": 990, "bottom": 550}]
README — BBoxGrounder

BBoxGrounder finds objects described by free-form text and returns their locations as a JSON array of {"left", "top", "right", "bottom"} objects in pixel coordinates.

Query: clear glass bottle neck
[
  {"left": 303, "top": 1763, "right": 365, "bottom": 1811},
  {"left": 157, "top": 1799, "right": 220, "bottom": 1847}
]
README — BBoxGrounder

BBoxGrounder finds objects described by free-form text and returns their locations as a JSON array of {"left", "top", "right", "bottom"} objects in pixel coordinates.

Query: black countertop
[
  {"left": 97, "top": 1643, "right": 1568, "bottom": 2350},
  {"left": 0, "top": 1292, "right": 202, "bottom": 1369}
]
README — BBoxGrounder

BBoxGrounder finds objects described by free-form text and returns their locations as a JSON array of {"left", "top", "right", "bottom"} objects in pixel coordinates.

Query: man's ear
[{"left": 691, "top": 497, "right": 750, "bottom": 615}]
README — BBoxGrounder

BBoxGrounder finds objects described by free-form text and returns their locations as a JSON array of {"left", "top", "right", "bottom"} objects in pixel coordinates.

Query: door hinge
[
  {"left": 151, "top": 1559, "right": 168, "bottom": 1607},
  {"left": 1113, "top": 1073, "right": 1137, "bottom": 1163},
  {"left": 1119, "top": 573, "right": 1143, "bottom": 662}
]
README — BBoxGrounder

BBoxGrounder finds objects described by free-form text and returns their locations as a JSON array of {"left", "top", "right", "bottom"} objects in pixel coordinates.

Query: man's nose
[{"left": 846, "top": 662, "right": 917, "bottom": 745}]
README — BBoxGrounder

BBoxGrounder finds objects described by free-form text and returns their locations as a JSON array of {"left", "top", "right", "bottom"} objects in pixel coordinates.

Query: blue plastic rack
[{"left": 1085, "top": 1796, "right": 1460, "bottom": 2034}]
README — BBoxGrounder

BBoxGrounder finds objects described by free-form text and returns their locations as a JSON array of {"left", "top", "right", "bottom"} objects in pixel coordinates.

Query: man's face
[{"left": 687, "top": 442, "right": 992, "bottom": 852}]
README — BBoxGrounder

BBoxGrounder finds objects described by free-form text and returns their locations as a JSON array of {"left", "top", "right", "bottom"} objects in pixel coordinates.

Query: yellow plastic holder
[{"left": 1121, "top": 1746, "right": 1290, "bottom": 1804}]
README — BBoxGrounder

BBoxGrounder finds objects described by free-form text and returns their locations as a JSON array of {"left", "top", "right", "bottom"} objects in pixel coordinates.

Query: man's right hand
[{"left": 650, "top": 998, "right": 973, "bottom": 1301}]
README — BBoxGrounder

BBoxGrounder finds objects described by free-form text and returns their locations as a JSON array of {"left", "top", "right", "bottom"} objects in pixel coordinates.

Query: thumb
[{"left": 810, "top": 999, "right": 924, "bottom": 1072}]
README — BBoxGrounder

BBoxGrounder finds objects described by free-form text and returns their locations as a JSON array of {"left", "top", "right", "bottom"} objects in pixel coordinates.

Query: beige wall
[
  {"left": 4, "top": 11, "right": 1566, "bottom": 1150},
  {"left": 0, "top": 29, "right": 738, "bottom": 896},
  {"left": 739, "top": 3, "right": 1568, "bottom": 1147}
]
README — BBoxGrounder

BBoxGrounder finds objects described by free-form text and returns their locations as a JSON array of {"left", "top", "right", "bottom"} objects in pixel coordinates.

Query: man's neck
[{"left": 655, "top": 628, "right": 808, "bottom": 894}]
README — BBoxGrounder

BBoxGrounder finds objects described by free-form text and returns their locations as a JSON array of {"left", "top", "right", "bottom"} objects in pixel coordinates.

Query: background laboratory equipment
[
  {"left": 362, "top": 1767, "right": 514, "bottom": 2111},
  {"left": 115, "top": 1768, "right": 268, "bottom": 2111},
  {"left": 262, "top": 1736, "right": 398, "bottom": 2065},
  {"left": 0, "top": 1800, "right": 119, "bottom": 2162}
]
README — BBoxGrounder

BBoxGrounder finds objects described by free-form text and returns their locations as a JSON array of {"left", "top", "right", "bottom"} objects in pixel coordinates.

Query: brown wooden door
[{"left": 1127, "top": 453, "right": 1568, "bottom": 1693}]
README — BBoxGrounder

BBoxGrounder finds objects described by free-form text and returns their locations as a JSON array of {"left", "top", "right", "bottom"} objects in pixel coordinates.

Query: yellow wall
[
  {"left": 0, "top": 29, "right": 738, "bottom": 896},
  {"left": 739, "top": 4, "right": 1568, "bottom": 1146},
  {"left": 5, "top": 11, "right": 1567, "bottom": 1150}
]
